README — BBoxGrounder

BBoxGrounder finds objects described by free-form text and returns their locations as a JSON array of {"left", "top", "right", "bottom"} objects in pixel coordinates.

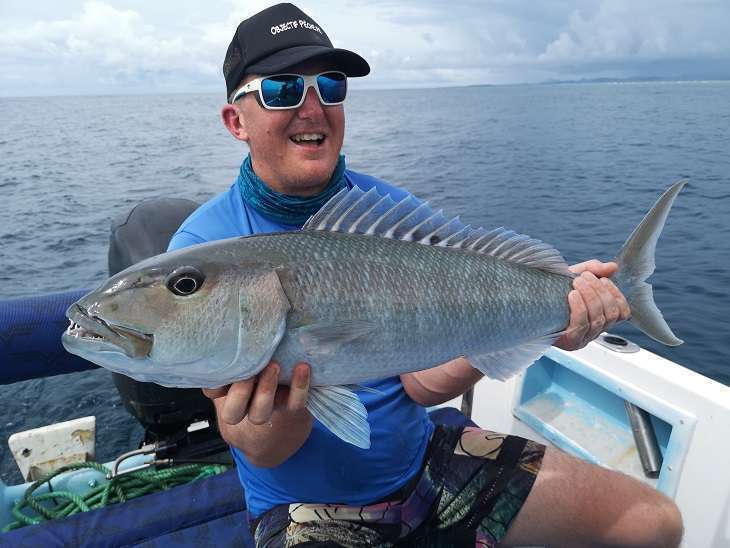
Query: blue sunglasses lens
[
  {"left": 261, "top": 75, "right": 305, "bottom": 108},
  {"left": 317, "top": 72, "right": 347, "bottom": 104},
  {"left": 259, "top": 73, "right": 347, "bottom": 108}
]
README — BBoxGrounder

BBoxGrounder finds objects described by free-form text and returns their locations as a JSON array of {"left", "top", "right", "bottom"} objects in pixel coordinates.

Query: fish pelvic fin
[
  {"left": 307, "top": 385, "right": 371, "bottom": 449},
  {"left": 612, "top": 180, "right": 686, "bottom": 346}
]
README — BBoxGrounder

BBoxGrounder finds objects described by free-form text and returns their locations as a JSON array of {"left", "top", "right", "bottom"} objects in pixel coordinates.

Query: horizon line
[{"left": 2, "top": 76, "right": 730, "bottom": 100}]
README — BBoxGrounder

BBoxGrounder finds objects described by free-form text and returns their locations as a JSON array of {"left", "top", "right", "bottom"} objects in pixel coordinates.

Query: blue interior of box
[{"left": 514, "top": 349, "right": 693, "bottom": 497}]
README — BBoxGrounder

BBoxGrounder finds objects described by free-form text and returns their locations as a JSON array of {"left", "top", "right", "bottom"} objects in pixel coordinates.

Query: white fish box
[{"left": 8, "top": 416, "right": 96, "bottom": 481}]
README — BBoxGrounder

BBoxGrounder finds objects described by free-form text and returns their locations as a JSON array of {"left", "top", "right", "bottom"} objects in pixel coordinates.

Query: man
[{"left": 169, "top": 4, "right": 683, "bottom": 546}]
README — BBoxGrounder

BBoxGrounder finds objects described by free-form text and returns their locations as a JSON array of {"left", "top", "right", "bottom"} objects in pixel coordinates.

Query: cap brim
[{"left": 247, "top": 45, "right": 370, "bottom": 77}]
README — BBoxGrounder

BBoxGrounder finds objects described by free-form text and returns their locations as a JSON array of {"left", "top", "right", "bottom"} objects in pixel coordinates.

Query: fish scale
[{"left": 231, "top": 230, "right": 574, "bottom": 386}]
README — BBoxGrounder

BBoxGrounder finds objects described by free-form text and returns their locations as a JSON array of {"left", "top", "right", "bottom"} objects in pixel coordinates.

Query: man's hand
[
  {"left": 203, "top": 361, "right": 313, "bottom": 467},
  {"left": 554, "top": 260, "right": 631, "bottom": 351},
  {"left": 204, "top": 361, "right": 310, "bottom": 426}
]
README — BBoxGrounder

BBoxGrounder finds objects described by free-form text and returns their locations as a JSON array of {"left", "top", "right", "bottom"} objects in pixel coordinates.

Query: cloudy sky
[{"left": 2, "top": 0, "right": 729, "bottom": 97}]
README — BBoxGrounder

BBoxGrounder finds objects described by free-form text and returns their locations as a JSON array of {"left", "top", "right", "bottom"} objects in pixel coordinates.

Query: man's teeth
[{"left": 291, "top": 133, "right": 324, "bottom": 143}]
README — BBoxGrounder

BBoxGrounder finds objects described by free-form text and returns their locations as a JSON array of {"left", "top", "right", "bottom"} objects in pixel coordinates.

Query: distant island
[
  {"left": 461, "top": 75, "right": 729, "bottom": 90},
  {"left": 538, "top": 76, "right": 730, "bottom": 85}
]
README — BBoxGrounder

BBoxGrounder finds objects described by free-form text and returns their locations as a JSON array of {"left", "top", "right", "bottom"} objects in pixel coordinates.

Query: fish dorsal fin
[{"left": 304, "top": 187, "right": 571, "bottom": 276}]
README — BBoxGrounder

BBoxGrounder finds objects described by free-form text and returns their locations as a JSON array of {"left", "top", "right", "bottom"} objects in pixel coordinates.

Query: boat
[{"left": 1, "top": 198, "right": 729, "bottom": 547}]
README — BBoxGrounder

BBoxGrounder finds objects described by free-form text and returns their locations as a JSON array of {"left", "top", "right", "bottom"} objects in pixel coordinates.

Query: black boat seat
[{"left": 108, "top": 198, "right": 217, "bottom": 439}]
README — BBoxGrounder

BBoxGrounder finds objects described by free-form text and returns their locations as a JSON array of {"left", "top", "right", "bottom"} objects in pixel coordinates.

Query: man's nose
[{"left": 296, "top": 87, "right": 324, "bottom": 118}]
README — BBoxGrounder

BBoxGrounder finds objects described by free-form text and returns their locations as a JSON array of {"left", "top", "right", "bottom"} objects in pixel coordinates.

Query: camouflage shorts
[{"left": 250, "top": 424, "right": 545, "bottom": 547}]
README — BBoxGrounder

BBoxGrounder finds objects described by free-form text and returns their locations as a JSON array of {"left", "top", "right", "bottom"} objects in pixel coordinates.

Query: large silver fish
[{"left": 62, "top": 182, "right": 685, "bottom": 448}]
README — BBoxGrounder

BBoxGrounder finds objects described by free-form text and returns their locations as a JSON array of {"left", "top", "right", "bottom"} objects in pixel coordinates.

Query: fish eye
[{"left": 165, "top": 267, "right": 204, "bottom": 296}]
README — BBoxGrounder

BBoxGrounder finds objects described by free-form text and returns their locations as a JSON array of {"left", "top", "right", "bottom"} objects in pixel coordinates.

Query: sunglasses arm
[{"left": 231, "top": 80, "right": 262, "bottom": 103}]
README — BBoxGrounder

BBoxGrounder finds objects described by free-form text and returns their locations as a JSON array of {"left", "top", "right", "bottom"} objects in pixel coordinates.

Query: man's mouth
[
  {"left": 290, "top": 132, "right": 326, "bottom": 146},
  {"left": 63, "top": 303, "right": 153, "bottom": 359}
]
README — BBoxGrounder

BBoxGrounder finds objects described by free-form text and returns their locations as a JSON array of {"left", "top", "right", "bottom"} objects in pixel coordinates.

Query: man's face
[{"left": 231, "top": 61, "right": 345, "bottom": 196}]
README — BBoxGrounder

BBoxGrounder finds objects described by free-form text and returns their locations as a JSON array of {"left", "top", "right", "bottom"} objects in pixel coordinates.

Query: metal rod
[
  {"left": 461, "top": 386, "right": 474, "bottom": 419},
  {"left": 624, "top": 401, "right": 663, "bottom": 478},
  {"left": 107, "top": 443, "right": 157, "bottom": 479}
]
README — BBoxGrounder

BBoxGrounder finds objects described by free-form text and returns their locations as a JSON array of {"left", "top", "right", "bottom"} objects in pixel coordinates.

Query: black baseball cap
[{"left": 223, "top": 3, "right": 370, "bottom": 102}]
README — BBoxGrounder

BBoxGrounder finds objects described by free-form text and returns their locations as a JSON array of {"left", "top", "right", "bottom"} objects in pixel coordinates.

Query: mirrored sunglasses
[{"left": 230, "top": 71, "right": 347, "bottom": 109}]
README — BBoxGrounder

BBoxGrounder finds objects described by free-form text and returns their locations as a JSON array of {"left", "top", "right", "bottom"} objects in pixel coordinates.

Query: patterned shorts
[{"left": 251, "top": 424, "right": 545, "bottom": 547}]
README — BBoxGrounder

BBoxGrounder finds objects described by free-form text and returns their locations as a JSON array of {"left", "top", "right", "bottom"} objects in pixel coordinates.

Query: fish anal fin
[{"left": 466, "top": 333, "right": 562, "bottom": 381}]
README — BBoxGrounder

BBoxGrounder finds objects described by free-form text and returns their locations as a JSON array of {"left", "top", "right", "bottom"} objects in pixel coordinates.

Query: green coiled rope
[{"left": 2, "top": 461, "right": 228, "bottom": 532}]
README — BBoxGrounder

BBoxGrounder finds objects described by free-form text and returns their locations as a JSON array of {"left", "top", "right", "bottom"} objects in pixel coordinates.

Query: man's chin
[
  {"left": 284, "top": 165, "right": 338, "bottom": 195},
  {"left": 292, "top": 153, "right": 338, "bottom": 178}
]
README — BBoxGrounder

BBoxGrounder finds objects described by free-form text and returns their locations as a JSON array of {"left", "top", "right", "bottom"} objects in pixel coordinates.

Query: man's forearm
[
  {"left": 401, "top": 358, "right": 483, "bottom": 406},
  {"left": 215, "top": 402, "right": 313, "bottom": 468}
]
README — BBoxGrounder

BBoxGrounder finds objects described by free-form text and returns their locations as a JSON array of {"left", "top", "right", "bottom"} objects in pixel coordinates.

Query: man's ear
[{"left": 221, "top": 104, "right": 249, "bottom": 142}]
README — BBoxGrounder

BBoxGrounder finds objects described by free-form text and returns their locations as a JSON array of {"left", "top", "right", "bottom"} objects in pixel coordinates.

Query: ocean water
[{"left": 1, "top": 82, "right": 729, "bottom": 482}]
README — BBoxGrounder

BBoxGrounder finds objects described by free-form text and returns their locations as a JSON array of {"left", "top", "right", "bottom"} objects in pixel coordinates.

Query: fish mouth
[{"left": 63, "top": 303, "right": 153, "bottom": 359}]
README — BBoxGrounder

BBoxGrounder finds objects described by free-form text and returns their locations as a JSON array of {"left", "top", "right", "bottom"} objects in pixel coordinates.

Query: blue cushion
[
  {"left": 1, "top": 469, "right": 250, "bottom": 547},
  {"left": 1, "top": 408, "right": 472, "bottom": 547}
]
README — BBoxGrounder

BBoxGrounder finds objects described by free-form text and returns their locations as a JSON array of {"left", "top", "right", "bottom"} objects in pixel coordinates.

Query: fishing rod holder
[{"left": 107, "top": 443, "right": 163, "bottom": 479}]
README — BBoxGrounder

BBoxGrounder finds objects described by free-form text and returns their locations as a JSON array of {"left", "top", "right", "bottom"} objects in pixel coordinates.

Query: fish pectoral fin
[
  {"left": 306, "top": 385, "right": 371, "bottom": 449},
  {"left": 466, "top": 332, "right": 563, "bottom": 381},
  {"left": 296, "top": 320, "right": 377, "bottom": 358}
]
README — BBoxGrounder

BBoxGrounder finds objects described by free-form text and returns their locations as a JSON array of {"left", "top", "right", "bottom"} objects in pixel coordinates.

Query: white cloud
[
  {"left": 1, "top": 2, "right": 218, "bottom": 88},
  {"left": 539, "top": 1, "right": 730, "bottom": 65},
  {"left": 1, "top": 0, "right": 729, "bottom": 96}
]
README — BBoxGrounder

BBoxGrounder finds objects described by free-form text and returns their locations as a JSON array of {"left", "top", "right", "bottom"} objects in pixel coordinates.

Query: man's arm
[
  {"left": 204, "top": 362, "right": 313, "bottom": 468},
  {"left": 402, "top": 260, "right": 631, "bottom": 407},
  {"left": 401, "top": 357, "right": 482, "bottom": 407}
]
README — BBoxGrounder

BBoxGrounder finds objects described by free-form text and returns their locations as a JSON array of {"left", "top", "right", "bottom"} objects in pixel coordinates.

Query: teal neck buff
[{"left": 237, "top": 154, "right": 347, "bottom": 226}]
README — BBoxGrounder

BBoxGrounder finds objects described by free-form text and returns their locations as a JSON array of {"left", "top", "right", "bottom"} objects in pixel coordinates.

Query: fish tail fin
[{"left": 612, "top": 180, "right": 686, "bottom": 346}]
